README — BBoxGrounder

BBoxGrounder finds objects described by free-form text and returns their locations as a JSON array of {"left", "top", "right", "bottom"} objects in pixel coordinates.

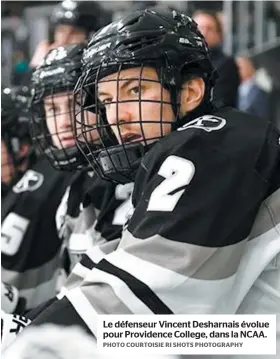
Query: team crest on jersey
[
  {"left": 13, "top": 170, "right": 44, "bottom": 193},
  {"left": 177, "top": 115, "right": 226, "bottom": 132}
]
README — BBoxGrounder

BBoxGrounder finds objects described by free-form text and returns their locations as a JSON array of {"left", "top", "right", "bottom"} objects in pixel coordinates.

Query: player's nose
[
  {"left": 58, "top": 111, "right": 73, "bottom": 131},
  {"left": 107, "top": 101, "right": 132, "bottom": 126}
]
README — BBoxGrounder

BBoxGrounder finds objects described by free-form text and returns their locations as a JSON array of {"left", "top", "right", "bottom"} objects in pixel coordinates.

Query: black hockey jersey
[
  {"left": 56, "top": 169, "right": 134, "bottom": 270},
  {"left": 10, "top": 108, "right": 280, "bottom": 339},
  {"left": 1, "top": 157, "right": 72, "bottom": 311}
]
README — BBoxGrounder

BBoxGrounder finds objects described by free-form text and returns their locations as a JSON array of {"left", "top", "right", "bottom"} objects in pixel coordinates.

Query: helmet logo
[
  {"left": 45, "top": 47, "right": 68, "bottom": 65},
  {"left": 84, "top": 42, "right": 111, "bottom": 60},
  {"left": 179, "top": 38, "right": 191, "bottom": 45},
  {"left": 13, "top": 170, "right": 44, "bottom": 193},
  {"left": 39, "top": 67, "right": 65, "bottom": 79},
  {"left": 178, "top": 115, "right": 226, "bottom": 133}
]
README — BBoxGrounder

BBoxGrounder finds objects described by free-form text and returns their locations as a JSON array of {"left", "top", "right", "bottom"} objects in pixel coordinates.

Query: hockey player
[
  {"left": 1, "top": 87, "right": 72, "bottom": 313},
  {"left": 1, "top": 87, "right": 33, "bottom": 198}
]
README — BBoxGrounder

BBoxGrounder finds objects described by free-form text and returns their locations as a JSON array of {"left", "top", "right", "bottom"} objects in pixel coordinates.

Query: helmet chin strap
[{"left": 155, "top": 64, "right": 182, "bottom": 126}]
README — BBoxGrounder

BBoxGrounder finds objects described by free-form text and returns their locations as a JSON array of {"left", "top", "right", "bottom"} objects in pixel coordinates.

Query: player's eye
[
  {"left": 100, "top": 97, "right": 113, "bottom": 106},
  {"left": 129, "top": 86, "right": 141, "bottom": 96},
  {"left": 46, "top": 106, "right": 57, "bottom": 115}
]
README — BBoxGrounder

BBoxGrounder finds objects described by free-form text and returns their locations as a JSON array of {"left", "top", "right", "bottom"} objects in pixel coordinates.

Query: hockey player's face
[
  {"left": 44, "top": 92, "right": 97, "bottom": 149},
  {"left": 193, "top": 13, "right": 222, "bottom": 48},
  {"left": 1, "top": 140, "right": 14, "bottom": 185},
  {"left": 54, "top": 24, "right": 86, "bottom": 46},
  {"left": 98, "top": 67, "right": 175, "bottom": 145},
  {"left": 44, "top": 92, "right": 75, "bottom": 149}
]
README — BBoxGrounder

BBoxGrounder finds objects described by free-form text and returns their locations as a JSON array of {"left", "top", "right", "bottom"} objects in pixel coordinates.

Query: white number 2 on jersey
[
  {"left": 1, "top": 213, "right": 30, "bottom": 255},
  {"left": 147, "top": 155, "right": 195, "bottom": 212},
  {"left": 112, "top": 183, "right": 134, "bottom": 226}
]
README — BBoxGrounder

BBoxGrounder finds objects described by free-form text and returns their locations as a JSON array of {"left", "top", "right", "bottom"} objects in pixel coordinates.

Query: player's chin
[
  {"left": 61, "top": 139, "right": 77, "bottom": 148},
  {"left": 55, "top": 138, "right": 76, "bottom": 149}
]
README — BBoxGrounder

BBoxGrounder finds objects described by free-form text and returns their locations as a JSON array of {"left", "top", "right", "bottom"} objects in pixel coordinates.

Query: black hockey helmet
[
  {"left": 2, "top": 86, "right": 32, "bottom": 158},
  {"left": 31, "top": 43, "right": 93, "bottom": 171},
  {"left": 2, "top": 86, "right": 31, "bottom": 131},
  {"left": 74, "top": 8, "right": 217, "bottom": 183},
  {"left": 1, "top": 86, "right": 33, "bottom": 187},
  {"left": 50, "top": 0, "right": 111, "bottom": 35}
]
